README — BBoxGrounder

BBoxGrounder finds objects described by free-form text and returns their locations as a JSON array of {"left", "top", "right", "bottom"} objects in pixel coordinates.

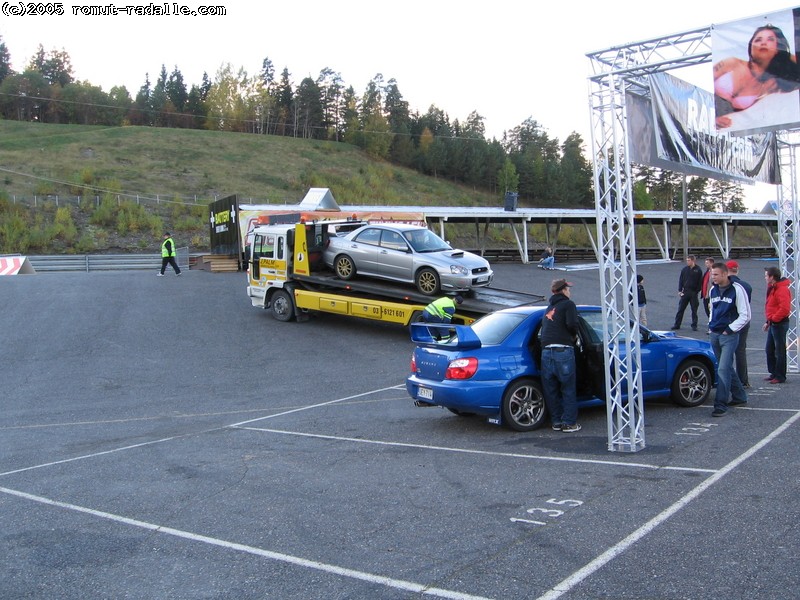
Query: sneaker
[
  {"left": 176, "top": 272, "right": 182, "bottom": 276},
  {"left": 691, "top": 326, "right": 698, "bottom": 331},
  {"left": 551, "top": 423, "right": 563, "bottom": 431},
  {"left": 561, "top": 423, "right": 582, "bottom": 433},
  {"left": 711, "top": 408, "right": 726, "bottom": 417},
  {"left": 764, "top": 376, "right": 775, "bottom": 381},
  {"left": 156, "top": 273, "right": 164, "bottom": 276},
  {"left": 742, "top": 383, "right": 751, "bottom": 389},
  {"left": 728, "top": 399, "right": 748, "bottom": 407},
  {"left": 769, "top": 378, "right": 784, "bottom": 384},
  {"left": 671, "top": 326, "right": 680, "bottom": 330}
]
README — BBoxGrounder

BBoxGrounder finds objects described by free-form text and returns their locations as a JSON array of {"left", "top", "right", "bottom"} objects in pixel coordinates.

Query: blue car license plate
[{"left": 418, "top": 386, "right": 433, "bottom": 400}]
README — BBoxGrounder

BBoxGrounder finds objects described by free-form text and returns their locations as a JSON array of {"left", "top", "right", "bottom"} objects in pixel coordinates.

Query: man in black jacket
[
  {"left": 540, "top": 279, "right": 581, "bottom": 433},
  {"left": 672, "top": 255, "right": 703, "bottom": 331}
]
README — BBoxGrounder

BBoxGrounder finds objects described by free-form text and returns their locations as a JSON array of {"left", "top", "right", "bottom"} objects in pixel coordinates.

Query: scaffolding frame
[
  {"left": 587, "top": 25, "right": 799, "bottom": 452},
  {"left": 777, "top": 137, "right": 800, "bottom": 373}
]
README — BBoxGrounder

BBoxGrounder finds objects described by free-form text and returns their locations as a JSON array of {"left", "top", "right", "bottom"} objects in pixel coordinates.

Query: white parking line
[
  {"left": 234, "top": 426, "right": 718, "bottom": 474},
  {"left": 0, "top": 436, "right": 181, "bottom": 478},
  {"left": 229, "top": 385, "right": 403, "bottom": 428},
  {"left": 0, "top": 485, "right": 491, "bottom": 600},
  {"left": 535, "top": 409, "right": 800, "bottom": 600}
]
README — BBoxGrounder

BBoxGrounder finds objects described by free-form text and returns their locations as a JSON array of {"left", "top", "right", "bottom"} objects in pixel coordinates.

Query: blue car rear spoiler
[{"left": 409, "top": 323, "right": 483, "bottom": 349}]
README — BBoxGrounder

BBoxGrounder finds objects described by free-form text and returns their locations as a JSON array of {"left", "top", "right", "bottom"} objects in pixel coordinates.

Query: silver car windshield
[{"left": 403, "top": 229, "right": 451, "bottom": 253}]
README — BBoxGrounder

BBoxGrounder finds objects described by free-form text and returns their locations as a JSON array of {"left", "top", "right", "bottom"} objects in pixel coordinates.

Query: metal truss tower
[
  {"left": 588, "top": 25, "right": 800, "bottom": 451},
  {"left": 777, "top": 137, "right": 800, "bottom": 373},
  {"left": 587, "top": 28, "right": 712, "bottom": 452}
]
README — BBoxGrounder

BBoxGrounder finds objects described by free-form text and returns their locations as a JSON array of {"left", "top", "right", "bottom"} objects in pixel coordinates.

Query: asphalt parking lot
[{"left": 2, "top": 258, "right": 798, "bottom": 599}]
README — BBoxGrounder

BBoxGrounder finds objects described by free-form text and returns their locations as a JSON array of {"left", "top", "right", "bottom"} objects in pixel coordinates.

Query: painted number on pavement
[{"left": 511, "top": 498, "right": 583, "bottom": 526}]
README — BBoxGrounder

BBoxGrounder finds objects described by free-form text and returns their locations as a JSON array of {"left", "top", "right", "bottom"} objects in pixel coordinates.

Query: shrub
[
  {"left": 90, "top": 196, "right": 118, "bottom": 227},
  {"left": 75, "top": 233, "right": 96, "bottom": 253},
  {"left": 117, "top": 210, "right": 129, "bottom": 235},
  {"left": 54, "top": 206, "right": 78, "bottom": 243},
  {"left": 0, "top": 213, "right": 31, "bottom": 253}
]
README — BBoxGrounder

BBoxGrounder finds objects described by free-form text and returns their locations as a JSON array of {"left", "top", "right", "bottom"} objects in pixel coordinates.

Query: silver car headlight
[{"left": 449, "top": 265, "right": 469, "bottom": 275}]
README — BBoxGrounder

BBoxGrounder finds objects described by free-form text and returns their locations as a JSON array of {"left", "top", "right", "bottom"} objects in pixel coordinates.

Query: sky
[{"left": 1, "top": 0, "right": 797, "bottom": 210}]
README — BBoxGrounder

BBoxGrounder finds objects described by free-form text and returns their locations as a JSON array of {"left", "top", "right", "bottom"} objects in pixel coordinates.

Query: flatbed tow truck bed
[{"left": 292, "top": 272, "right": 545, "bottom": 319}]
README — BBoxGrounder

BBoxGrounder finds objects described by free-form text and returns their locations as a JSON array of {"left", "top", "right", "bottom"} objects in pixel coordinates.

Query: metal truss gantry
[
  {"left": 587, "top": 29, "right": 713, "bottom": 453},
  {"left": 588, "top": 25, "right": 800, "bottom": 452},
  {"left": 777, "top": 137, "right": 800, "bottom": 373}
]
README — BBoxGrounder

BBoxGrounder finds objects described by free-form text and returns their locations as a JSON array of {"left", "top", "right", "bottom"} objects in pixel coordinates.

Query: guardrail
[{"left": 27, "top": 248, "right": 190, "bottom": 272}]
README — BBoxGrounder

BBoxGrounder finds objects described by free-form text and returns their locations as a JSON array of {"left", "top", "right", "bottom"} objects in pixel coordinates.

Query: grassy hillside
[{"left": 0, "top": 120, "right": 499, "bottom": 207}]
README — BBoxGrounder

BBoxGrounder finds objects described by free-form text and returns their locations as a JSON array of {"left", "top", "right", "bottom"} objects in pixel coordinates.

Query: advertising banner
[
  {"left": 712, "top": 8, "right": 800, "bottom": 135},
  {"left": 208, "top": 194, "right": 241, "bottom": 256},
  {"left": 628, "top": 72, "right": 778, "bottom": 184}
]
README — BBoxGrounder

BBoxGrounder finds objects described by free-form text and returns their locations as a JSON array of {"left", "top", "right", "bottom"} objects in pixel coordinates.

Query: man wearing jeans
[
  {"left": 763, "top": 266, "right": 792, "bottom": 384},
  {"left": 540, "top": 279, "right": 580, "bottom": 432},
  {"left": 708, "top": 262, "right": 751, "bottom": 417}
]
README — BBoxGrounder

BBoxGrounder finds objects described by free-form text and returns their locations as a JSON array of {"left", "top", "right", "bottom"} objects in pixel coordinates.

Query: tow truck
[{"left": 246, "top": 219, "right": 544, "bottom": 325}]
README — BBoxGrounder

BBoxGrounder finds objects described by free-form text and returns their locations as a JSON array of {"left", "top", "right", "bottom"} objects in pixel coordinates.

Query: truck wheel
[
  {"left": 416, "top": 268, "right": 440, "bottom": 296},
  {"left": 270, "top": 289, "right": 295, "bottom": 322},
  {"left": 501, "top": 379, "right": 547, "bottom": 431},
  {"left": 334, "top": 255, "right": 356, "bottom": 280}
]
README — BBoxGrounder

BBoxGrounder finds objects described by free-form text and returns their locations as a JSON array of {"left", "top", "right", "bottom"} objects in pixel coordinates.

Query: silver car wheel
[
  {"left": 335, "top": 255, "right": 356, "bottom": 280},
  {"left": 416, "top": 267, "right": 440, "bottom": 296}
]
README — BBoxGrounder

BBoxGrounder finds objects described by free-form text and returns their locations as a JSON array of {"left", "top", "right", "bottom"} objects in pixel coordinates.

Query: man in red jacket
[{"left": 762, "top": 266, "right": 792, "bottom": 384}]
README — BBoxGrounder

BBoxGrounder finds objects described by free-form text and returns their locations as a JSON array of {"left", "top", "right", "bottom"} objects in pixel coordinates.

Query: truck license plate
[{"left": 418, "top": 386, "right": 433, "bottom": 400}]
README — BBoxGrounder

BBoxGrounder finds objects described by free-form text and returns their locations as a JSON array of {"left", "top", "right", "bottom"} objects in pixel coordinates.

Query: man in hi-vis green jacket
[{"left": 158, "top": 232, "right": 182, "bottom": 276}]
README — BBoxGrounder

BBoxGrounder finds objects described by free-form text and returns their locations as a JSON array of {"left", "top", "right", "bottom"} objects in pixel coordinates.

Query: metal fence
[
  {"left": 24, "top": 247, "right": 190, "bottom": 272},
  {"left": 7, "top": 195, "right": 208, "bottom": 208}
]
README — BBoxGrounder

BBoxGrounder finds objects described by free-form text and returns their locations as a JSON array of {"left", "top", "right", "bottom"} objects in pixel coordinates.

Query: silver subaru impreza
[{"left": 323, "top": 223, "right": 493, "bottom": 296}]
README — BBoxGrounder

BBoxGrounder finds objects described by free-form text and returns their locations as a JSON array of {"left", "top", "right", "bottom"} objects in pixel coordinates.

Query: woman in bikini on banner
[{"left": 714, "top": 24, "right": 800, "bottom": 129}]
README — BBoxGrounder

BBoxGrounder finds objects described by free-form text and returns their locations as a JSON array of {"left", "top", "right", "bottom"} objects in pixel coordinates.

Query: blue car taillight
[{"left": 445, "top": 357, "right": 478, "bottom": 379}]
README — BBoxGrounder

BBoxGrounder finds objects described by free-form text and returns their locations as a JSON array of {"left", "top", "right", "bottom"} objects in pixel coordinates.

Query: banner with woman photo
[{"left": 713, "top": 8, "right": 800, "bottom": 135}]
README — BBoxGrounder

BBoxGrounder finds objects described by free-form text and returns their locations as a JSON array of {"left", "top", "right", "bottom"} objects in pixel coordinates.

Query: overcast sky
[{"left": 1, "top": 1, "right": 795, "bottom": 209}]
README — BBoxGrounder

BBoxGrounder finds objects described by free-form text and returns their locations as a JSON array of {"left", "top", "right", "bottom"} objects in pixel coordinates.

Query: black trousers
[
  {"left": 673, "top": 292, "right": 698, "bottom": 328},
  {"left": 161, "top": 256, "right": 181, "bottom": 274}
]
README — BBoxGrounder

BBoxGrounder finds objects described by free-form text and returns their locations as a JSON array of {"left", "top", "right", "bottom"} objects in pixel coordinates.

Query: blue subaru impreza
[{"left": 406, "top": 305, "right": 717, "bottom": 432}]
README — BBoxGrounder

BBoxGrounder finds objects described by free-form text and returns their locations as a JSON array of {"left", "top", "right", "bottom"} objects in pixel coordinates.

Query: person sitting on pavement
[{"left": 538, "top": 246, "right": 555, "bottom": 270}]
